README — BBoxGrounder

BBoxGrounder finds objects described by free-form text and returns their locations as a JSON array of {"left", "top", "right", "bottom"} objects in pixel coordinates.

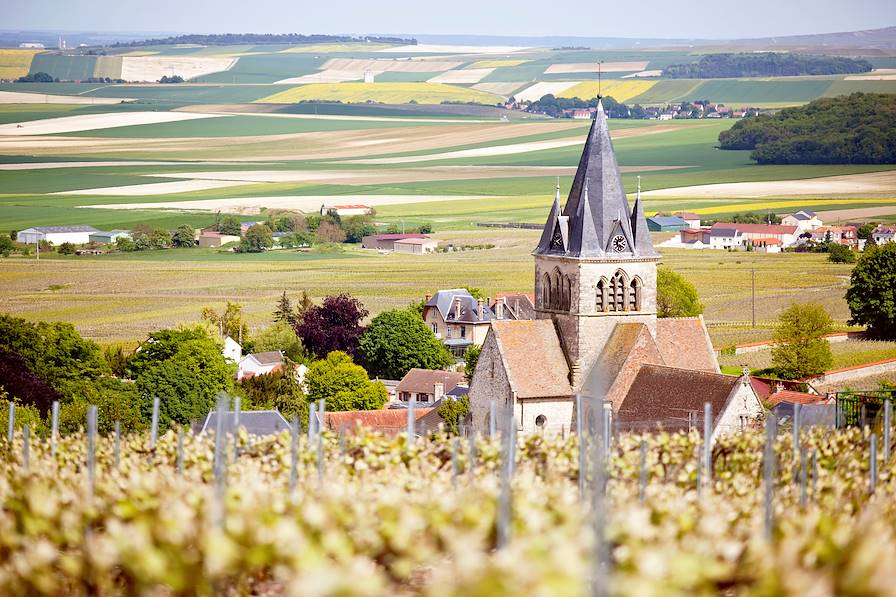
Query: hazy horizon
[{"left": 2, "top": 0, "right": 895, "bottom": 41}]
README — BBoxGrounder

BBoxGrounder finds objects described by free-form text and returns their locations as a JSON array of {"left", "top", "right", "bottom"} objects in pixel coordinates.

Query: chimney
[
  {"left": 496, "top": 299, "right": 505, "bottom": 320},
  {"left": 776, "top": 382, "right": 785, "bottom": 393},
  {"left": 477, "top": 298, "right": 484, "bottom": 321},
  {"left": 454, "top": 297, "right": 461, "bottom": 320},
  {"left": 433, "top": 382, "right": 444, "bottom": 402}
]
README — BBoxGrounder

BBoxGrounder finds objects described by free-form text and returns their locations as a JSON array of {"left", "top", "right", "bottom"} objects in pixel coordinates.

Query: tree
[
  {"left": 827, "top": 243, "right": 856, "bottom": 263},
  {"left": 846, "top": 243, "right": 896, "bottom": 339},
  {"left": 132, "top": 325, "right": 235, "bottom": 430},
  {"left": 315, "top": 220, "right": 346, "bottom": 243},
  {"left": 297, "top": 294, "right": 367, "bottom": 359},
  {"left": 304, "top": 351, "right": 387, "bottom": 411},
  {"left": 237, "top": 365, "right": 307, "bottom": 423},
  {"left": 341, "top": 216, "right": 376, "bottom": 243},
  {"left": 463, "top": 344, "right": 481, "bottom": 379},
  {"left": 770, "top": 303, "right": 834, "bottom": 379},
  {"left": 58, "top": 242, "right": 76, "bottom": 255},
  {"left": 238, "top": 224, "right": 273, "bottom": 253},
  {"left": 218, "top": 215, "right": 242, "bottom": 236},
  {"left": 115, "top": 236, "right": 136, "bottom": 252},
  {"left": 253, "top": 321, "right": 306, "bottom": 363},
  {"left": 656, "top": 267, "right": 704, "bottom": 318},
  {"left": 0, "top": 235, "right": 14, "bottom": 257},
  {"left": 150, "top": 228, "right": 173, "bottom": 249},
  {"left": 437, "top": 395, "right": 470, "bottom": 436},
  {"left": 172, "top": 225, "right": 196, "bottom": 248},
  {"left": 201, "top": 302, "right": 249, "bottom": 344},
  {"left": 358, "top": 307, "right": 453, "bottom": 380},
  {"left": 857, "top": 222, "right": 877, "bottom": 240},
  {"left": 273, "top": 291, "right": 298, "bottom": 326}
]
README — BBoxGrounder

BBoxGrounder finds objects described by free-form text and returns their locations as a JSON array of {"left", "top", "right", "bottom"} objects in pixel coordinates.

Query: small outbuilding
[
  {"left": 198, "top": 231, "right": 241, "bottom": 248},
  {"left": 88, "top": 230, "right": 132, "bottom": 244},
  {"left": 393, "top": 237, "right": 438, "bottom": 254}
]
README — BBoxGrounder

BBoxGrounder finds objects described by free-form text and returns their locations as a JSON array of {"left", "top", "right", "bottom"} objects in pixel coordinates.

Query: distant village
[{"left": 513, "top": 97, "right": 762, "bottom": 120}]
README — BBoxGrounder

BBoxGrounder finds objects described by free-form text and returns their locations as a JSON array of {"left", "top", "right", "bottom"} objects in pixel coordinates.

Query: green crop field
[
  {"left": 678, "top": 79, "right": 835, "bottom": 105},
  {"left": 28, "top": 53, "right": 98, "bottom": 81}
]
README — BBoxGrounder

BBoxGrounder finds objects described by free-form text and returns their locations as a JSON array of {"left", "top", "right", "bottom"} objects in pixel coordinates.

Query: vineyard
[{"left": 1, "top": 402, "right": 894, "bottom": 596}]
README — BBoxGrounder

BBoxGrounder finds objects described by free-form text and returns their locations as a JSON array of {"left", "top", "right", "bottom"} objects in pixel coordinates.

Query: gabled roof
[
  {"left": 647, "top": 216, "right": 687, "bottom": 227},
  {"left": 426, "top": 289, "right": 495, "bottom": 324},
  {"left": 491, "top": 320, "right": 572, "bottom": 399},
  {"left": 768, "top": 389, "right": 827, "bottom": 407},
  {"left": 580, "top": 323, "right": 664, "bottom": 410},
  {"left": 243, "top": 351, "right": 284, "bottom": 366},
  {"left": 673, "top": 212, "right": 701, "bottom": 219},
  {"left": 790, "top": 213, "right": 812, "bottom": 221},
  {"left": 710, "top": 223, "right": 798, "bottom": 235},
  {"left": 492, "top": 293, "right": 536, "bottom": 321},
  {"left": 321, "top": 408, "right": 433, "bottom": 435},
  {"left": 27, "top": 225, "right": 98, "bottom": 233},
  {"left": 654, "top": 317, "right": 720, "bottom": 373},
  {"left": 396, "top": 368, "right": 466, "bottom": 395},
  {"left": 617, "top": 365, "right": 744, "bottom": 433},
  {"left": 371, "top": 233, "right": 429, "bottom": 241},
  {"left": 711, "top": 227, "right": 741, "bottom": 237},
  {"left": 200, "top": 409, "right": 290, "bottom": 436},
  {"left": 534, "top": 101, "right": 657, "bottom": 260}
]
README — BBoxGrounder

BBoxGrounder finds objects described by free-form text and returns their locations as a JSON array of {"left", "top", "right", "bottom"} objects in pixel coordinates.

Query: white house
[
  {"left": 320, "top": 204, "right": 373, "bottom": 217},
  {"left": 781, "top": 210, "right": 822, "bottom": 232},
  {"left": 709, "top": 226, "right": 743, "bottom": 249},
  {"left": 673, "top": 212, "right": 701, "bottom": 228},
  {"left": 236, "top": 351, "right": 285, "bottom": 380},
  {"left": 17, "top": 225, "right": 98, "bottom": 245},
  {"left": 222, "top": 336, "right": 242, "bottom": 363},
  {"left": 872, "top": 225, "right": 896, "bottom": 245}
]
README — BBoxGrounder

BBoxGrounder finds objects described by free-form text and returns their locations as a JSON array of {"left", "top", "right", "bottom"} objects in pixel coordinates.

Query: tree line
[
  {"left": 663, "top": 53, "right": 872, "bottom": 78},
  {"left": 111, "top": 33, "right": 416, "bottom": 47},
  {"left": 718, "top": 93, "right": 896, "bottom": 164}
]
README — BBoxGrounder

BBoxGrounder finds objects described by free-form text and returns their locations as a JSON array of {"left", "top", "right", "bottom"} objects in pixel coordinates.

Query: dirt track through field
[{"left": 815, "top": 205, "right": 896, "bottom": 220}]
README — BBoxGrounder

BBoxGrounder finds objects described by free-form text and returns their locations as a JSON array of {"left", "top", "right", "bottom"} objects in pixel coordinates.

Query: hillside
[{"left": 719, "top": 93, "right": 896, "bottom": 164}]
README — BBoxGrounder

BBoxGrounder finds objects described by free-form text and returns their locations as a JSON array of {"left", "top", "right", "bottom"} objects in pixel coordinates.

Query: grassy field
[
  {"left": 256, "top": 82, "right": 504, "bottom": 104},
  {"left": 718, "top": 340, "right": 896, "bottom": 371},
  {"left": 0, "top": 49, "right": 41, "bottom": 80}
]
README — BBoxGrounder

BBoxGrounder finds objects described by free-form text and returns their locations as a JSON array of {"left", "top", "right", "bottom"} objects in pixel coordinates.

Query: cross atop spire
[{"left": 534, "top": 98, "right": 657, "bottom": 259}]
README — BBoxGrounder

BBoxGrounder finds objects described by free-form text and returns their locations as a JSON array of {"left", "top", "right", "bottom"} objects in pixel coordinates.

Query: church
[{"left": 468, "top": 102, "right": 762, "bottom": 437}]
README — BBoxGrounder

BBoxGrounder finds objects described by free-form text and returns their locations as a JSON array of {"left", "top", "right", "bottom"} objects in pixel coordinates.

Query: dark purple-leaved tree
[{"left": 296, "top": 294, "right": 368, "bottom": 359}]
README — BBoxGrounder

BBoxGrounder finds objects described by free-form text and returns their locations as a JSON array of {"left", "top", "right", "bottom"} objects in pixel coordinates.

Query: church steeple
[{"left": 534, "top": 100, "right": 657, "bottom": 259}]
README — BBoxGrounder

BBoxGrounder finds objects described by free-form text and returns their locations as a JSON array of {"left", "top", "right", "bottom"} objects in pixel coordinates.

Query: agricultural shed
[
  {"left": 199, "top": 409, "right": 290, "bottom": 436},
  {"left": 88, "top": 229, "right": 131, "bottom": 244},
  {"left": 17, "top": 225, "right": 98, "bottom": 245},
  {"left": 393, "top": 237, "right": 438, "bottom": 254},
  {"left": 361, "top": 233, "right": 429, "bottom": 251},
  {"left": 198, "top": 231, "right": 240, "bottom": 248},
  {"left": 646, "top": 216, "right": 687, "bottom": 232}
]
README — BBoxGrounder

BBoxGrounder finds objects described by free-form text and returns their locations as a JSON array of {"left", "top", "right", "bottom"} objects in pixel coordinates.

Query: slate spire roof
[{"left": 534, "top": 101, "right": 657, "bottom": 259}]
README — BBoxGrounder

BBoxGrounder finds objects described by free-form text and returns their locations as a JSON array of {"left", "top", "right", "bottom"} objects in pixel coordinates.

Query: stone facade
[{"left": 713, "top": 378, "right": 765, "bottom": 441}]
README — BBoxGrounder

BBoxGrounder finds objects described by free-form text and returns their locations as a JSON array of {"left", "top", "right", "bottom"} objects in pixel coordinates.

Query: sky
[{"left": 2, "top": 0, "right": 895, "bottom": 39}]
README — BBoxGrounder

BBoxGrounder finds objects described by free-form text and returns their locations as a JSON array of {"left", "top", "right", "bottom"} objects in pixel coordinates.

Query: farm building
[
  {"left": 236, "top": 351, "right": 285, "bottom": 380},
  {"left": 647, "top": 216, "right": 687, "bottom": 232},
  {"left": 396, "top": 368, "right": 467, "bottom": 404},
  {"left": 16, "top": 225, "right": 98, "bottom": 245},
  {"left": 198, "top": 231, "right": 240, "bottom": 248},
  {"left": 673, "top": 212, "right": 701, "bottom": 227},
  {"left": 88, "top": 230, "right": 131, "bottom": 244},
  {"left": 782, "top": 210, "right": 822, "bottom": 232},
  {"left": 393, "top": 237, "right": 438, "bottom": 254},
  {"left": 320, "top": 204, "right": 373, "bottom": 217},
  {"left": 709, "top": 223, "right": 799, "bottom": 249},
  {"left": 466, "top": 101, "right": 738, "bottom": 437},
  {"left": 361, "top": 233, "right": 430, "bottom": 251}
]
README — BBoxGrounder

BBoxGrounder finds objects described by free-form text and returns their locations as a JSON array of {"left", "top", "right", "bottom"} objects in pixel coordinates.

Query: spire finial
[{"left": 637, "top": 175, "right": 641, "bottom": 200}]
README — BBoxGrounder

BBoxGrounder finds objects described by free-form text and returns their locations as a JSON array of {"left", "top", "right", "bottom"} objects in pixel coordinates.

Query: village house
[
  {"left": 782, "top": 210, "right": 822, "bottom": 232},
  {"left": 872, "top": 225, "right": 896, "bottom": 245},
  {"left": 16, "top": 225, "right": 98, "bottom": 245},
  {"left": 395, "top": 368, "right": 466, "bottom": 404},
  {"left": 422, "top": 289, "right": 497, "bottom": 357},
  {"left": 710, "top": 223, "right": 799, "bottom": 249},
  {"left": 319, "top": 204, "right": 373, "bottom": 217},
  {"left": 236, "top": 351, "right": 286, "bottom": 380},
  {"left": 361, "top": 233, "right": 431, "bottom": 251},
  {"left": 467, "top": 102, "right": 763, "bottom": 436},
  {"left": 807, "top": 225, "right": 858, "bottom": 249},
  {"left": 198, "top": 231, "right": 241, "bottom": 248},
  {"left": 221, "top": 336, "right": 242, "bottom": 363},
  {"left": 673, "top": 212, "right": 701, "bottom": 228}
]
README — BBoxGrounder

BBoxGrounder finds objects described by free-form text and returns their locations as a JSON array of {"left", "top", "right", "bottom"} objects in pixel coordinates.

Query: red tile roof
[
  {"left": 710, "top": 223, "right": 798, "bottom": 235},
  {"left": 372, "top": 233, "right": 429, "bottom": 241},
  {"left": 396, "top": 369, "right": 466, "bottom": 395},
  {"left": 321, "top": 408, "right": 433, "bottom": 435},
  {"left": 767, "top": 390, "right": 827, "bottom": 406},
  {"left": 654, "top": 317, "right": 720, "bottom": 373}
]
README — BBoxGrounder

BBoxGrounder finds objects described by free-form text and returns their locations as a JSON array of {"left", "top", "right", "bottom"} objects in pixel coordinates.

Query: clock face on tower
[{"left": 611, "top": 234, "right": 627, "bottom": 252}]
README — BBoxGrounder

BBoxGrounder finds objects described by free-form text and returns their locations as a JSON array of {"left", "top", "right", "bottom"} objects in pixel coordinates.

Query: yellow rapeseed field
[
  {"left": 559, "top": 80, "right": 656, "bottom": 102},
  {"left": 256, "top": 82, "right": 504, "bottom": 105},
  {"left": 469, "top": 59, "right": 529, "bottom": 68},
  {"left": 0, "top": 49, "right": 41, "bottom": 80},
  {"left": 692, "top": 198, "right": 896, "bottom": 215}
]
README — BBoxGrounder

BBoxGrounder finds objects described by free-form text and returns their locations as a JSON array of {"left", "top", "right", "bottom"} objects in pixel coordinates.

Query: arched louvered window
[
  {"left": 564, "top": 276, "right": 573, "bottom": 311},
  {"left": 596, "top": 278, "right": 607, "bottom": 313},
  {"left": 552, "top": 268, "right": 562, "bottom": 311},
  {"left": 609, "top": 270, "right": 627, "bottom": 312},
  {"left": 629, "top": 277, "right": 641, "bottom": 311},
  {"left": 542, "top": 273, "right": 552, "bottom": 309}
]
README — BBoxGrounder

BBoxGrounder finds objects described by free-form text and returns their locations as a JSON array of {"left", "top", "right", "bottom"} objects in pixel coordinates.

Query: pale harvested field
[
  {"left": 0, "top": 91, "right": 128, "bottom": 105},
  {"left": 514, "top": 81, "right": 581, "bottom": 102},
  {"left": 0, "top": 121, "right": 585, "bottom": 161},
  {"left": 816, "top": 205, "right": 896, "bottom": 221},
  {"left": 377, "top": 44, "right": 530, "bottom": 54},
  {"left": 322, "top": 58, "right": 463, "bottom": 72},
  {"left": 0, "top": 160, "right": 210, "bottom": 171},
  {"left": 845, "top": 69, "right": 896, "bottom": 80},
  {"left": 471, "top": 82, "right": 526, "bottom": 96},
  {"left": 275, "top": 70, "right": 364, "bottom": 84},
  {"left": 344, "top": 124, "right": 686, "bottom": 165},
  {"left": 176, "top": 104, "right": 495, "bottom": 123},
  {"left": 427, "top": 68, "right": 494, "bottom": 84},
  {"left": 623, "top": 70, "right": 664, "bottom": 78},
  {"left": 81, "top": 194, "right": 496, "bottom": 213},
  {"left": 0, "top": 111, "right": 221, "bottom": 136},
  {"left": 56, "top": 179, "right": 250, "bottom": 196},
  {"left": 93, "top": 56, "right": 123, "bottom": 79},
  {"left": 119, "top": 56, "right": 236, "bottom": 82},
  {"left": 642, "top": 171, "right": 896, "bottom": 198},
  {"left": 544, "top": 61, "right": 650, "bottom": 74}
]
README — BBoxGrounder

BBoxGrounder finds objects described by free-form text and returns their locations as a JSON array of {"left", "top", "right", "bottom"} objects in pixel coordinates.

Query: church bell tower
[{"left": 532, "top": 101, "right": 661, "bottom": 388}]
